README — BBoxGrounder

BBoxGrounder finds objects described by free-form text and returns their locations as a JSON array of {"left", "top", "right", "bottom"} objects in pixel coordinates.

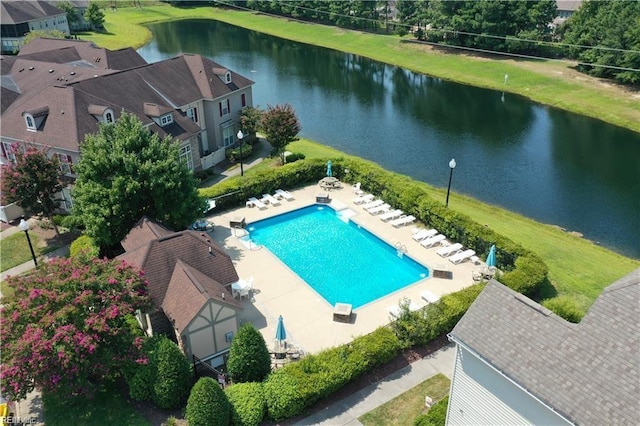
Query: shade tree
[{"left": 260, "top": 104, "right": 301, "bottom": 165}]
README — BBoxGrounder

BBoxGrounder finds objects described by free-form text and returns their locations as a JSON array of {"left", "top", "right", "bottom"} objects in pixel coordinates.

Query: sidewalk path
[{"left": 294, "top": 344, "right": 456, "bottom": 425}]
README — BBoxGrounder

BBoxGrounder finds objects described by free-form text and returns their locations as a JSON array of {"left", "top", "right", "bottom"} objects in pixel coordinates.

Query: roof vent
[
  {"left": 29, "top": 66, "right": 34, "bottom": 70},
  {"left": 49, "top": 69, "right": 54, "bottom": 73},
  {"left": 70, "top": 71, "right": 76, "bottom": 75}
]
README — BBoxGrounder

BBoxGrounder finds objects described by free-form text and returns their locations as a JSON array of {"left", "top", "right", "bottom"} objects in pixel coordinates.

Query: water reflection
[{"left": 138, "top": 19, "right": 640, "bottom": 257}]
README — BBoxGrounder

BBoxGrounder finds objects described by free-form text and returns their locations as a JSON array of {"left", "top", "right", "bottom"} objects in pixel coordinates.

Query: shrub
[
  {"left": 60, "top": 214, "right": 83, "bottom": 230},
  {"left": 126, "top": 335, "right": 163, "bottom": 402},
  {"left": 263, "top": 372, "right": 305, "bottom": 421},
  {"left": 152, "top": 337, "right": 192, "bottom": 409},
  {"left": 225, "top": 382, "right": 266, "bottom": 426},
  {"left": 414, "top": 396, "right": 449, "bottom": 426},
  {"left": 186, "top": 377, "right": 231, "bottom": 426},
  {"left": 69, "top": 234, "right": 99, "bottom": 259},
  {"left": 52, "top": 214, "right": 68, "bottom": 226},
  {"left": 285, "top": 152, "right": 306, "bottom": 163},
  {"left": 226, "top": 143, "right": 253, "bottom": 163},
  {"left": 542, "top": 296, "right": 585, "bottom": 323},
  {"left": 227, "top": 323, "right": 272, "bottom": 384}
]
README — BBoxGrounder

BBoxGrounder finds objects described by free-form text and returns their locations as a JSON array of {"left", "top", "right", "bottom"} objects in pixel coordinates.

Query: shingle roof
[
  {"left": 118, "top": 226, "right": 239, "bottom": 308},
  {"left": 449, "top": 269, "right": 640, "bottom": 425},
  {"left": 121, "top": 216, "right": 173, "bottom": 253},
  {"left": 1, "top": 1, "right": 64, "bottom": 25},
  {"left": 162, "top": 260, "right": 241, "bottom": 333}
]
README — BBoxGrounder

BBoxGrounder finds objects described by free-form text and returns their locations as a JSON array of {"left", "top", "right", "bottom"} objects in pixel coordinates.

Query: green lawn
[
  {"left": 0, "top": 232, "right": 41, "bottom": 272},
  {"left": 359, "top": 373, "right": 450, "bottom": 426},
  {"left": 81, "top": 4, "right": 639, "bottom": 133}
]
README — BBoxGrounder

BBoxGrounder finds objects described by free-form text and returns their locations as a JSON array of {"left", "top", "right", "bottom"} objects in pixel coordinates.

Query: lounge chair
[
  {"left": 412, "top": 229, "right": 438, "bottom": 242},
  {"left": 379, "top": 209, "right": 403, "bottom": 221},
  {"left": 362, "top": 199, "right": 384, "bottom": 210},
  {"left": 437, "top": 242, "right": 463, "bottom": 257},
  {"left": 262, "top": 194, "right": 281, "bottom": 206},
  {"left": 367, "top": 203, "right": 391, "bottom": 215},
  {"left": 420, "top": 234, "right": 446, "bottom": 248},
  {"left": 448, "top": 249, "right": 476, "bottom": 264},
  {"left": 248, "top": 197, "right": 267, "bottom": 209},
  {"left": 387, "top": 300, "right": 422, "bottom": 318},
  {"left": 353, "top": 193, "right": 375, "bottom": 205},
  {"left": 390, "top": 215, "right": 416, "bottom": 228},
  {"left": 275, "top": 189, "right": 294, "bottom": 201},
  {"left": 352, "top": 182, "right": 364, "bottom": 195},
  {"left": 420, "top": 290, "right": 440, "bottom": 304}
]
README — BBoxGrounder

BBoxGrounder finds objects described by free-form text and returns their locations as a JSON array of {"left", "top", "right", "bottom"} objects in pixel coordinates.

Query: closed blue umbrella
[
  {"left": 275, "top": 315, "right": 287, "bottom": 343},
  {"left": 326, "top": 160, "right": 332, "bottom": 177},
  {"left": 486, "top": 245, "right": 497, "bottom": 268}
]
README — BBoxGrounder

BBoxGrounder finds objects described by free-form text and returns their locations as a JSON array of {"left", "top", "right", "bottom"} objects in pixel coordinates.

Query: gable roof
[
  {"left": 449, "top": 270, "right": 640, "bottom": 425},
  {"left": 162, "top": 260, "right": 242, "bottom": 333},
  {"left": 118, "top": 225, "right": 239, "bottom": 308},
  {"left": 1, "top": 1, "right": 65, "bottom": 24},
  {"left": 121, "top": 216, "right": 173, "bottom": 252}
]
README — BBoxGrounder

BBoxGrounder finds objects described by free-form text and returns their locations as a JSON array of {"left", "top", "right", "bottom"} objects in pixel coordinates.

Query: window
[
  {"left": 225, "top": 332, "right": 234, "bottom": 342},
  {"left": 187, "top": 107, "right": 198, "bottom": 123},
  {"left": 222, "top": 124, "right": 234, "bottom": 147},
  {"left": 24, "top": 114, "right": 36, "bottom": 131},
  {"left": 104, "top": 110, "right": 114, "bottom": 123},
  {"left": 179, "top": 144, "right": 193, "bottom": 171},
  {"left": 160, "top": 114, "right": 173, "bottom": 126},
  {"left": 219, "top": 99, "right": 230, "bottom": 117},
  {"left": 1, "top": 142, "right": 15, "bottom": 163},
  {"left": 241, "top": 93, "right": 246, "bottom": 108},
  {"left": 225, "top": 71, "right": 231, "bottom": 84},
  {"left": 54, "top": 153, "right": 74, "bottom": 175}
]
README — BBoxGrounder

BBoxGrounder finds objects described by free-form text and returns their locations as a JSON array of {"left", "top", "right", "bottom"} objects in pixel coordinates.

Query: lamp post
[
  {"left": 19, "top": 218, "right": 37, "bottom": 267},
  {"left": 236, "top": 130, "right": 244, "bottom": 177},
  {"left": 445, "top": 158, "right": 456, "bottom": 208}
]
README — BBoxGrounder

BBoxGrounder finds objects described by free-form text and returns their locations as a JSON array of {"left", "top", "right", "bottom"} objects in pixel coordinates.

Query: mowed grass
[
  {"left": 1, "top": 231, "right": 41, "bottom": 272},
  {"left": 286, "top": 140, "right": 640, "bottom": 311},
  {"left": 359, "top": 373, "right": 450, "bottom": 426},
  {"left": 82, "top": 4, "right": 640, "bottom": 132}
]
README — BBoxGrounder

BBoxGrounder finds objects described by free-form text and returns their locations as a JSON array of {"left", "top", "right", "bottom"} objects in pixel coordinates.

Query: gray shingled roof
[
  {"left": 449, "top": 269, "right": 640, "bottom": 425},
  {"left": 1, "top": 1, "right": 64, "bottom": 24}
]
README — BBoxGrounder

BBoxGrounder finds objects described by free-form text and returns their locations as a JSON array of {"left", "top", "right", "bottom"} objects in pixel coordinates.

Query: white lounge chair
[
  {"left": 362, "top": 199, "right": 384, "bottom": 210},
  {"left": 367, "top": 203, "right": 391, "bottom": 215},
  {"left": 420, "top": 234, "right": 446, "bottom": 248},
  {"left": 420, "top": 290, "right": 440, "bottom": 304},
  {"left": 352, "top": 182, "right": 364, "bottom": 195},
  {"left": 448, "top": 249, "right": 476, "bottom": 264},
  {"left": 437, "top": 243, "right": 463, "bottom": 257},
  {"left": 248, "top": 197, "right": 267, "bottom": 209},
  {"left": 275, "top": 189, "right": 294, "bottom": 201},
  {"left": 390, "top": 215, "right": 416, "bottom": 228},
  {"left": 412, "top": 229, "right": 438, "bottom": 242},
  {"left": 387, "top": 300, "right": 422, "bottom": 318},
  {"left": 379, "top": 209, "right": 403, "bottom": 221},
  {"left": 262, "top": 194, "right": 281, "bottom": 206},
  {"left": 353, "top": 193, "right": 375, "bottom": 205}
]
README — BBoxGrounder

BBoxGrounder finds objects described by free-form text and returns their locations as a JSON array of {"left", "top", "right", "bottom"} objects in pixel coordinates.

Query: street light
[
  {"left": 445, "top": 158, "right": 456, "bottom": 208},
  {"left": 236, "top": 130, "right": 244, "bottom": 177},
  {"left": 19, "top": 218, "right": 37, "bottom": 267}
]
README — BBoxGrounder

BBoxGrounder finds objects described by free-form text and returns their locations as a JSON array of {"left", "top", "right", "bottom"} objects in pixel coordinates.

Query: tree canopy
[
  {"left": 226, "top": 323, "right": 271, "bottom": 383},
  {"left": 0, "top": 257, "right": 152, "bottom": 400},
  {"left": 72, "top": 112, "right": 205, "bottom": 248},
  {"left": 260, "top": 104, "right": 301, "bottom": 165},
  {"left": 56, "top": 1, "right": 79, "bottom": 28},
  {"left": 561, "top": 0, "right": 640, "bottom": 85},
  {"left": 0, "top": 144, "right": 64, "bottom": 234},
  {"left": 84, "top": 2, "right": 105, "bottom": 29}
]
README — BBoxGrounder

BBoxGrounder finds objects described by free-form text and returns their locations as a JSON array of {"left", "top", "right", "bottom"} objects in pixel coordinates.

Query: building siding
[{"left": 447, "top": 346, "right": 571, "bottom": 426}]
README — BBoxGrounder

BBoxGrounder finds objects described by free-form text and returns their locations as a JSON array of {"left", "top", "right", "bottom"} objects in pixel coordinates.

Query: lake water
[{"left": 137, "top": 19, "right": 640, "bottom": 258}]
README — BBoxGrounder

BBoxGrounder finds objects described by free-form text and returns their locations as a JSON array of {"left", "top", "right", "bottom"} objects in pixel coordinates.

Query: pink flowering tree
[
  {"left": 0, "top": 257, "right": 152, "bottom": 400},
  {"left": 0, "top": 144, "right": 64, "bottom": 235}
]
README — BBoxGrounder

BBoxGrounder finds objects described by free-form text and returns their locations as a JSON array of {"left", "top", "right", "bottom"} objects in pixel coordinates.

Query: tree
[
  {"left": 57, "top": 1, "right": 79, "bottom": 30},
  {"left": 0, "top": 144, "right": 64, "bottom": 235},
  {"left": 152, "top": 337, "right": 192, "bottom": 409},
  {"left": 239, "top": 106, "right": 264, "bottom": 143},
  {"left": 226, "top": 323, "right": 271, "bottom": 383},
  {"left": 84, "top": 2, "right": 105, "bottom": 30},
  {"left": 0, "top": 257, "right": 152, "bottom": 400},
  {"left": 72, "top": 112, "right": 205, "bottom": 248},
  {"left": 21, "top": 29, "right": 66, "bottom": 48},
  {"left": 561, "top": 0, "right": 640, "bottom": 85},
  {"left": 186, "top": 377, "right": 231, "bottom": 426},
  {"left": 260, "top": 103, "right": 301, "bottom": 165}
]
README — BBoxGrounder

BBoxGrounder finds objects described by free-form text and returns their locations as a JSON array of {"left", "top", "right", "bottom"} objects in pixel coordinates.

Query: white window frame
[
  {"left": 179, "top": 144, "right": 193, "bottom": 171},
  {"left": 24, "top": 114, "right": 36, "bottom": 131},
  {"left": 221, "top": 123, "right": 234, "bottom": 148},
  {"left": 161, "top": 114, "right": 173, "bottom": 126},
  {"left": 54, "top": 153, "right": 74, "bottom": 175},
  {"left": 104, "top": 110, "right": 114, "bottom": 123},
  {"left": 225, "top": 71, "right": 231, "bottom": 83},
  {"left": 186, "top": 107, "right": 198, "bottom": 123}
]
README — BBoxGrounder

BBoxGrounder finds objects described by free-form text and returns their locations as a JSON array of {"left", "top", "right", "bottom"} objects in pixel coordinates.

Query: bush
[
  {"left": 285, "top": 152, "right": 305, "bottom": 163},
  {"left": 126, "top": 335, "right": 163, "bottom": 402},
  {"left": 186, "top": 377, "right": 231, "bottom": 426},
  {"left": 263, "top": 372, "right": 305, "bottom": 421},
  {"left": 227, "top": 323, "right": 272, "bottom": 384},
  {"left": 226, "top": 143, "right": 253, "bottom": 163},
  {"left": 69, "top": 234, "right": 99, "bottom": 259},
  {"left": 542, "top": 296, "right": 585, "bottom": 323},
  {"left": 225, "top": 382, "right": 266, "bottom": 426},
  {"left": 152, "top": 337, "right": 192, "bottom": 409},
  {"left": 60, "top": 214, "right": 83, "bottom": 230},
  {"left": 52, "top": 214, "right": 68, "bottom": 226},
  {"left": 414, "top": 396, "right": 449, "bottom": 426}
]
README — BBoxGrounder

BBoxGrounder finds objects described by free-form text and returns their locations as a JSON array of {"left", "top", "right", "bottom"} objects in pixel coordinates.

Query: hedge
[
  {"left": 225, "top": 382, "right": 266, "bottom": 426},
  {"left": 414, "top": 395, "right": 449, "bottom": 426}
]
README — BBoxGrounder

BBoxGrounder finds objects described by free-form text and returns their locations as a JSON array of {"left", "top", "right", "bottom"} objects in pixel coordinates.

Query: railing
[{"left": 192, "top": 354, "right": 225, "bottom": 379}]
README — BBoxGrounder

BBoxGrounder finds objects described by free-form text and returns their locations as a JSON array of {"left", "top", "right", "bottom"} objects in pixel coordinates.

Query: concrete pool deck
[{"left": 206, "top": 184, "right": 482, "bottom": 354}]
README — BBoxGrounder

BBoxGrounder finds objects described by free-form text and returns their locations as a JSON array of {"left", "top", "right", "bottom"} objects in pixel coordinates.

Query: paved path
[{"left": 294, "top": 344, "right": 456, "bottom": 425}]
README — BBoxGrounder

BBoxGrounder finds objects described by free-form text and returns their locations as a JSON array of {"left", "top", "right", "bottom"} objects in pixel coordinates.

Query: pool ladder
[{"left": 395, "top": 242, "right": 407, "bottom": 258}]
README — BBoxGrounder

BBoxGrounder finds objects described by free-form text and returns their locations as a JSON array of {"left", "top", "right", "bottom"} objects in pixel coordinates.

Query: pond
[{"left": 137, "top": 19, "right": 640, "bottom": 258}]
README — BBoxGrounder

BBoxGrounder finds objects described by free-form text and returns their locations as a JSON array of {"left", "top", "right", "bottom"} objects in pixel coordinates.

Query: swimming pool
[{"left": 247, "top": 205, "right": 429, "bottom": 309}]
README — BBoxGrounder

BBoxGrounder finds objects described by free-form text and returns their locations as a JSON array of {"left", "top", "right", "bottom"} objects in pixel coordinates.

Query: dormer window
[
  {"left": 225, "top": 71, "right": 231, "bottom": 84},
  {"left": 160, "top": 114, "right": 173, "bottom": 126},
  {"left": 25, "top": 114, "right": 36, "bottom": 131},
  {"left": 104, "top": 109, "right": 114, "bottom": 124}
]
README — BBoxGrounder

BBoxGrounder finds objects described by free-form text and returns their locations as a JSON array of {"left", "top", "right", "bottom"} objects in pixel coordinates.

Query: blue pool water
[{"left": 247, "top": 205, "right": 429, "bottom": 309}]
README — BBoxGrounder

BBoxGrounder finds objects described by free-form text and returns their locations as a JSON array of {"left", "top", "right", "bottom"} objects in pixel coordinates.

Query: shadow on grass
[{"left": 530, "top": 276, "right": 558, "bottom": 303}]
